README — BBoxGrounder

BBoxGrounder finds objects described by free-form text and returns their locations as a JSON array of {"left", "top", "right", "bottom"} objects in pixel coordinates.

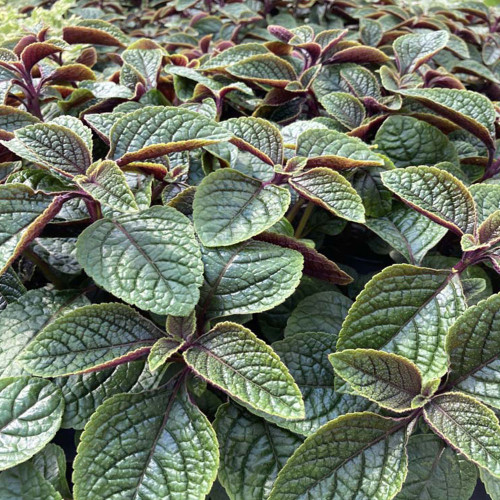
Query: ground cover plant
[{"left": 2, "top": 0, "right": 500, "bottom": 498}]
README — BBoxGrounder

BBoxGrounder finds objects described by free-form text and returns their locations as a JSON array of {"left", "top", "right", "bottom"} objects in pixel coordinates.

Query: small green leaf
[
  {"left": 330, "top": 349, "right": 423, "bottom": 412},
  {"left": 166, "top": 311, "right": 196, "bottom": 341},
  {"left": 193, "top": 169, "right": 290, "bottom": 247},
  {"left": 121, "top": 49, "right": 163, "bottom": 89},
  {"left": 184, "top": 321, "right": 305, "bottom": 419},
  {"left": 0, "top": 377, "right": 63, "bottom": 470},
  {"left": 19, "top": 303, "right": 163, "bottom": 377},
  {"left": 147, "top": 337, "right": 183, "bottom": 372},
  {"left": 318, "top": 92, "right": 366, "bottom": 130},
  {"left": 200, "top": 43, "right": 269, "bottom": 70},
  {"left": 31, "top": 444, "right": 71, "bottom": 498},
  {"left": 480, "top": 468, "right": 500, "bottom": 500},
  {"left": 469, "top": 184, "right": 500, "bottom": 223},
  {"left": 478, "top": 210, "right": 500, "bottom": 246},
  {"left": 0, "top": 267, "right": 25, "bottom": 311}
]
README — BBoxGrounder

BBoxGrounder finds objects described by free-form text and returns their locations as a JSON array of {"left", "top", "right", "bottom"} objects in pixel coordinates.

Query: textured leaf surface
[
  {"left": 480, "top": 469, "right": 500, "bottom": 500},
  {"left": 269, "top": 412, "right": 408, "bottom": 500},
  {"left": 337, "top": 264, "right": 466, "bottom": 383},
  {"left": 73, "top": 384, "right": 218, "bottom": 500},
  {"left": 469, "top": 184, "right": 500, "bottom": 224},
  {"left": 0, "top": 377, "right": 63, "bottom": 470},
  {"left": 330, "top": 349, "right": 422, "bottom": 412},
  {"left": 214, "top": 403, "right": 303, "bottom": 500},
  {"left": 423, "top": 392, "right": 500, "bottom": 476},
  {"left": 76, "top": 205, "right": 203, "bottom": 315},
  {"left": 30, "top": 443, "right": 71, "bottom": 498},
  {"left": 193, "top": 169, "right": 290, "bottom": 247},
  {"left": 20, "top": 303, "right": 163, "bottom": 377},
  {"left": 381, "top": 166, "right": 476, "bottom": 235},
  {"left": 0, "top": 267, "right": 25, "bottom": 311},
  {"left": 148, "top": 337, "right": 182, "bottom": 372},
  {"left": 122, "top": 49, "right": 163, "bottom": 89},
  {"left": 200, "top": 240, "right": 303, "bottom": 318},
  {"left": 184, "top": 322, "right": 305, "bottom": 419},
  {"left": 318, "top": 92, "right": 366, "bottom": 129}
]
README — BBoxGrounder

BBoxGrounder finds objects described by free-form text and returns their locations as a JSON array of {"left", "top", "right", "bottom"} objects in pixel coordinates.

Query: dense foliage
[{"left": 1, "top": 0, "right": 500, "bottom": 498}]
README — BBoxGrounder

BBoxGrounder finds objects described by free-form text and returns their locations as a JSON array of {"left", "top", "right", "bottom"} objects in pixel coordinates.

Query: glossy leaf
[
  {"left": 318, "top": 92, "right": 366, "bottom": 129},
  {"left": 147, "top": 337, "right": 183, "bottom": 372}
]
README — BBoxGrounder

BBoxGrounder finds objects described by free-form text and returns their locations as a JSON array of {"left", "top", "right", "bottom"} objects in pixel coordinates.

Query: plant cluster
[{"left": 1, "top": 0, "right": 500, "bottom": 499}]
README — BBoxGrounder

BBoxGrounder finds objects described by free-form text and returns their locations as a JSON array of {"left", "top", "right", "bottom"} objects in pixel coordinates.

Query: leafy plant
[{"left": 1, "top": 0, "right": 500, "bottom": 499}]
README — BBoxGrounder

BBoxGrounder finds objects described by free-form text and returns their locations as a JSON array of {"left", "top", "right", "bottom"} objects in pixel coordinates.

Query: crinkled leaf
[
  {"left": 147, "top": 337, "right": 183, "bottom": 372},
  {"left": 318, "top": 92, "right": 366, "bottom": 130},
  {"left": 0, "top": 267, "right": 25, "bottom": 311},
  {"left": 31, "top": 444, "right": 71, "bottom": 498},
  {"left": 122, "top": 49, "right": 163, "bottom": 89},
  {"left": 0, "top": 105, "right": 40, "bottom": 133},
  {"left": 200, "top": 43, "right": 269, "bottom": 70}
]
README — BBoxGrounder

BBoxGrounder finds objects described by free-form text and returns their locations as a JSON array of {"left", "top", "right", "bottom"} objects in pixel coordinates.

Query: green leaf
[
  {"left": 0, "top": 288, "right": 88, "bottom": 377},
  {"left": 469, "top": 184, "right": 500, "bottom": 224},
  {"left": 75, "top": 160, "right": 139, "bottom": 213},
  {"left": 381, "top": 166, "right": 476, "bottom": 235},
  {"left": 269, "top": 412, "right": 409, "bottom": 500},
  {"left": 31, "top": 444, "right": 71, "bottom": 498},
  {"left": 32, "top": 237, "right": 81, "bottom": 275},
  {"left": 375, "top": 116, "right": 458, "bottom": 168},
  {"left": 121, "top": 49, "right": 163, "bottom": 89},
  {"left": 193, "top": 169, "right": 290, "bottom": 247},
  {"left": 19, "top": 303, "right": 164, "bottom": 377},
  {"left": 318, "top": 92, "right": 366, "bottom": 130},
  {"left": 396, "top": 434, "right": 477, "bottom": 500},
  {"left": 0, "top": 267, "right": 25, "bottom": 311},
  {"left": 478, "top": 210, "right": 500, "bottom": 246},
  {"left": 166, "top": 311, "right": 196, "bottom": 340},
  {"left": 214, "top": 403, "right": 303, "bottom": 500},
  {"left": 0, "top": 105, "right": 40, "bottom": 133},
  {"left": 147, "top": 337, "right": 183, "bottom": 372},
  {"left": 184, "top": 321, "right": 305, "bottom": 419},
  {"left": 76, "top": 205, "right": 203, "bottom": 315},
  {"left": 480, "top": 468, "right": 500, "bottom": 500},
  {"left": 73, "top": 383, "right": 219, "bottom": 500},
  {"left": 394, "top": 30, "right": 449, "bottom": 74},
  {"left": 290, "top": 167, "right": 365, "bottom": 223},
  {"left": 200, "top": 240, "right": 303, "bottom": 318},
  {"left": 330, "top": 349, "right": 423, "bottom": 412},
  {"left": 109, "top": 106, "right": 232, "bottom": 164},
  {"left": 365, "top": 202, "right": 448, "bottom": 265},
  {"left": 0, "top": 377, "right": 63, "bottom": 470},
  {"left": 423, "top": 392, "right": 500, "bottom": 477},
  {"left": 200, "top": 43, "right": 269, "bottom": 70},
  {"left": 337, "top": 264, "right": 466, "bottom": 383},
  {"left": 297, "top": 128, "right": 384, "bottom": 169},
  {"left": 446, "top": 293, "right": 500, "bottom": 409}
]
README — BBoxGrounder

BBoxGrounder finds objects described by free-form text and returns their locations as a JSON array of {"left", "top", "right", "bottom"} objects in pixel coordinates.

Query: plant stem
[
  {"left": 286, "top": 197, "right": 305, "bottom": 223},
  {"left": 294, "top": 201, "right": 314, "bottom": 239}
]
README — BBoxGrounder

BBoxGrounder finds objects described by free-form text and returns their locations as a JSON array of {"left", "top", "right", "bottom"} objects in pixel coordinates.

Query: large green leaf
[
  {"left": 396, "top": 434, "right": 477, "bottom": 500},
  {"left": 199, "top": 240, "right": 303, "bottom": 318},
  {"left": 318, "top": 92, "right": 366, "bottom": 130},
  {"left": 214, "top": 403, "right": 303, "bottom": 500},
  {"left": 469, "top": 184, "right": 500, "bottom": 224},
  {"left": 330, "top": 349, "right": 423, "bottom": 412},
  {"left": 109, "top": 106, "right": 232, "bottom": 164},
  {"left": 0, "top": 377, "right": 63, "bottom": 470},
  {"left": 184, "top": 321, "right": 305, "bottom": 419},
  {"left": 269, "top": 412, "right": 409, "bottom": 500},
  {"left": 337, "top": 264, "right": 466, "bottom": 383},
  {"left": 193, "top": 169, "right": 290, "bottom": 247},
  {"left": 446, "top": 293, "right": 500, "bottom": 409},
  {"left": 423, "top": 392, "right": 500, "bottom": 477},
  {"left": 381, "top": 166, "right": 476, "bottom": 235},
  {"left": 289, "top": 167, "right": 365, "bottom": 223},
  {"left": 19, "top": 303, "right": 164, "bottom": 377},
  {"left": 76, "top": 205, "right": 203, "bottom": 315},
  {"left": 0, "top": 288, "right": 88, "bottom": 377},
  {"left": 73, "top": 383, "right": 219, "bottom": 500}
]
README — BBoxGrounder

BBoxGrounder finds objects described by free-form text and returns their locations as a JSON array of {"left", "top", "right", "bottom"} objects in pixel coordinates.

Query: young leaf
[
  {"left": 121, "top": 49, "right": 163, "bottom": 89},
  {"left": 166, "top": 311, "right": 196, "bottom": 341},
  {"left": 469, "top": 184, "right": 500, "bottom": 224},
  {"left": 423, "top": 392, "right": 500, "bottom": 477},
  {"left": 147, "top": 337, "right": 183, "bottom": 372},
  {"left": 318, "top": 92, "right": 366, "bottom": 130},
  {"left": 31, "top": 444, "right": 71, "bottom": 498},
  {"left": 337, "top": 264, "right": 466, "bottom": 383},
  {"left": 269, "top": 412, "right": 409, "bottom": 500},
  {"left": 381, "top": 166, "right": 476, "bottom": 235},
  {"left": 193, "top": 169, "right": 290, "bottom": 247},
  {"left": 73, "top": 383, "right": 219, "bottom": 500},
  {"left": 19, "top": 303, "right": 164, "bottom": 377},
  {"left": 214, "top": 403, "right": 303, "bottom": 500},
  {"left": 183, "top": 321, "right": 305, "bottom": 419},
  {"left": 478, "top": 210, "right": 500, "bottom": 246},
  {"left": 0, "top": 377, "right": 63, "bottom": 470},
  {"left": 76, "top": 205, "right": 203, "bottom": 315},
  {"left": 289, "top": 167, "right": 365, "bottom": 223},
  {"left": 330, "top": 349, "right": 423, "bottom": 412}
]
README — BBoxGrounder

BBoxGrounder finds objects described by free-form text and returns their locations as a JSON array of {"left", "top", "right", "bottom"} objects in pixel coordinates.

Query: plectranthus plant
[{"left": 1, "top": 0, "right": 500, "bottom": 499}]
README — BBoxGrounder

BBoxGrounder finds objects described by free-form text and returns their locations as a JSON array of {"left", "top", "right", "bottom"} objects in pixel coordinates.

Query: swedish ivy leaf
[
  {"left": 85, "top": 111, "right": 126, "bottom": 142},
  {"left": 214, "top": 403, "right": 303, "bottom": 500},
  {"left": 200, "top": 240, "right": 303, "bottom": 318},
  {"left": 20, "top": 303, "right": 164, "bottom": 377},
  {"left": 365, "top": 203, "right": 448, "bottom": 265},
  {"left": 0, "top": 105, "right": 40, "bottom": 133},
  {"left": 447, "top": 294, "right": 500, "bottom": 409},
  {"left": 330, "top": 349, "right": 423, "bottom": 412},
  {"left": 290, "top": 167, "right": 365, "bottom": 223},
  {"left": 122, "top": 49, "right": 163, "bottom": 89},
  {"left": 63, "top": 20, "right": 127, "bottom": 47},
  {"left": 0, "top": 377, "right": 63, "bottom": 470},
  {"left": 167, "top": 311, "right": 196, "bottom": 340},
  {"left": 381, "top": 166, "right": 476, "bottom": 235},
  {"left": 337, "top": 264, "right": 466, "bottom": 383},
  {"left": 75, "top": 160, "right": 139, "bottom": 213},
  {"left": 147, "top": 337, "right": 183, "bottom": 372},
  {"left": 297, "top": 128, "right": 384, "bottom": 169},
  {"left": 269, "top": 412, "right": 409, "bottom": 500},
  {"left": 200, "top": 43, "right": 269, "bottom": 70},
  {"left": 375, "top": 115, "right": 458, "bottom": 168},
  {"left": 0, "top": 288, "right": 88, "bottom": 377},
  {"left": 396, "top": 434, "right": 477, "bottom": 500},
  {"left": 360, "top": 18, "right": 384, "bottom": 47},
  {"left": 49, "top": 115, "right": 93, "bottom": 152},
  {"left": 73, "top": 383, "right": 219, "bottom": 500},
  {"left": 318, "top": 92, "right": 366, "bottom": 130},
  {"left": 184, "top": 321, "right": 305, "bottom": 419},
  {"left": 394, "top": 30, "right": 449, "bottom": 74},
  {"left": 31, "top": 444, "right": 71, "bottom": 498},
  {"left": 480, "top": 468, "right": 500, "bottom": 500},
  {"left": 423, "top": 392, "right": 500, "bottom": 477},
  {"left": 469, "top": 184, "right": 500, "bottom": 223},
  {"left": 76, "top": 205, "right": 203, "bottom": 315},
  {"left": 109, "top": 106, "right": 232, "bottom": 164},
  {"left": 193, "top": 169, "right": 290, "bottom": 247},
  {"left": 477, "top": 210, "right": 500, "bottom": 246}
]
